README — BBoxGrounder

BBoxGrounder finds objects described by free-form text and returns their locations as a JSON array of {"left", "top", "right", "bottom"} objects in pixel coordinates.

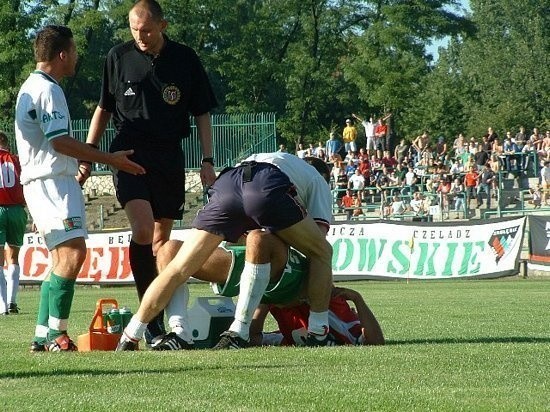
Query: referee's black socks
[{"left": 129, "top": 240, "right": 165, "bottom": 339}]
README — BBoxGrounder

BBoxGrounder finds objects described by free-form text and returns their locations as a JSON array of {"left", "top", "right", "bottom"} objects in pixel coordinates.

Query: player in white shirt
[{"left": 15, "top": 25, "right": 144, "bottom": 352}]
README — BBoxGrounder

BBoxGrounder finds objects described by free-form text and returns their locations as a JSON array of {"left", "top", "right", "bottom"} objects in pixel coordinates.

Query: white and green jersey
[
  {"left": 241, "top": 152, "right": 332, "bottom": 227},
  {"left": 15, "top": 70, "right": 77, "bottom": 185}
]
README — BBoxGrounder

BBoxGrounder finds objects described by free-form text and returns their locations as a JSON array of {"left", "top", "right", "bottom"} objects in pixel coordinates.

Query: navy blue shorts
[{"left": 193, "top": 163, "right": 306, "bottom": 242}]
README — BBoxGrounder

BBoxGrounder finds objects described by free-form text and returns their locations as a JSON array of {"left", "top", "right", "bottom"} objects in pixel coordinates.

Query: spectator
[
  {"left": 485, "top": 127, "right": 498, "bottom": 147},
  {"left": 381, "top": 150, "right": 398, "bottom": 169},
  {"left": 277, "top": 144, "right": 287, "bottom": 153},
  {"left": 352, "top": 113, "right": 375, "bottom": 156},
  {"left": 436, "top": 175, "right": 452, "bottom": 213},
  {"left": 528, "top": 184, "right": 542, "bottom": 208},
  {"left": 394, "top": 138, "right": 410, "bottom": 164},
  {"left": 332, "top": 161, "right": 348, "bottom": 209},
  {"left": 387, "top": 195, "right": 406, "bottom": 217},
  {"left": 474, "top": 143, "right": 489, "bottom": 170},
  {"left": 464, "top": 166, "right": 479, "bottom": 208},
  {"left": 348, "top": 169, "right": 365, "bottom": 201},
  {"left": 541, "top": 161, "right": 550, "bottom": 205},
  {"left": 412, "top": 132, "right": 429, "bottom": 164},
  {"left": 326, "top": 132, "right": 343, "bottom": 162},
  {"left": 409, "top": 191, "right": 425, "bottom": 215},
  {"left": 0, "top": 132, "right": 27, "bottom": 315},
  {"left": 476, "top": 164, "right": 495, "bottom": 208},
  {"left": 373, "top": 117, "right": 388, "bottom": 157},
  {"left": 402, "top": 166, "right": 418, "bottom": 196},
  {"left": 453, "top": 133, "right": 465, "bottom": 158},
  {"left": 450, "top": 177, "right": 465, "bottom": 214},
  {"left": 356, "top": 158, "right": 371, "bottom": 181},
  {"left": 344, "top": 159, "right": 357, "bottom": 179},
  {"left": 436, "top": 137, "right": 448, "bottom": 164},
  {"left": 342, "top": 119, "right": 358, "bottom": 153},
  {"left": 352, "top": 193, "right": 364, "bottom": 217},
  {"left": 295, "top": 143, "right": 307, "bottom": 159},
  {"left": 341, "top": 189, "right": 354, "bottom": 219},
  {"left": 449, "top": 157, "right": 464, "bottom": 176},
  {"left": 515, "top": 126, "right": 527, "bottom": 143}
]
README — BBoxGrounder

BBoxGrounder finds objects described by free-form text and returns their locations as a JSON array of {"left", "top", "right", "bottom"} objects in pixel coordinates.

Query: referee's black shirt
[{"left": 99, "top": 36, "right": 217, "bottom": 148}]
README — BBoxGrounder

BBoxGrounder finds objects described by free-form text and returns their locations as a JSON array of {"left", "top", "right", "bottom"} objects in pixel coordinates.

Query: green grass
[{"left": 1, "top": 279, "right": 549, "bottom": 411}]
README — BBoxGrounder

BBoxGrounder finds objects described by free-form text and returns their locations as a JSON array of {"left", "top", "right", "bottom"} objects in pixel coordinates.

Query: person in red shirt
[
  {"left": 463, "top": 166, "right": 479, "bottom": 209},
  {"left": 250, "top": 286, "right": 385, "bottom": 346},
  {"left": 0, "top": 131, "right": 27, "bottom": 315}
]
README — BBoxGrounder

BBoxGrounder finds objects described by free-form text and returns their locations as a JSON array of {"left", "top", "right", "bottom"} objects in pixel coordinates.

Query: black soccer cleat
[
  {"left": 212, "top": 331, "right": 249, "bottom": 350},
  {"left": 304, "top": 332, "right": 337, "bottom": 347},
  {"left": 152, "top": 332, "right": 195, "bottom": 351},
  {"left": 115, "top": 334, "right": 139, "bottom": 351},
  {"left": 30, "top": 341, "right": 46, "bottom": 352},
  {"left": 8, "top": 303, "right": 19, "bottom": 314}
]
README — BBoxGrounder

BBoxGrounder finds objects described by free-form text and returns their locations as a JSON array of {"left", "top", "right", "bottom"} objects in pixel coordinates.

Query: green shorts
[
  {"left": 0, "top": 205, "right": 27, "bottom": 246},
  {"left": 211, "top": 245, "right": 307, "bottom": 305}
]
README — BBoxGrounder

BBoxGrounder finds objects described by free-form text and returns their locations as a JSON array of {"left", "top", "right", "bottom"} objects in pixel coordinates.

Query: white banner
[
  {"left": 327, "top": 217, "right": 526, "bottom": 280},
  {"left": 19, "top": 216, "right": 526, "bottom": 283}
]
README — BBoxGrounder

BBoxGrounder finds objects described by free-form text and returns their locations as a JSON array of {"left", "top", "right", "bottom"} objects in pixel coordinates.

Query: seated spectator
[
  {"left": 333, "top": 163, "right": 348, "bottom": 208},
  {"left": 381, "top": 150, "right": 398, "bottom": 169},
  {"left": 387, "top": 194, "right": 406, "bottom": 217},
  {"left": 449, "top": 157, "right": 464, "bottom": 176},
  {"left": 401, "top": 166, "right": 418, "bottom": 196},
  {"left": 369, "top": 154, "right": 383, "bottom": 170},
  {"left": 375, "top": 166, "right": 392, "bottom": 202},
  {"left": 345, "top": 159, "right": 357, "bottom": 178},
  {"left": 409, "top": 191, "right": 425, "bottom": 215},
  {"left": 352, "top": 193, "right": 364, "bottom": 217},
  {"left": 357, "top": 158, "right": 371, "bottom": 181},
  {"left": 528, "top": 184, "right": 542, "bottom": 208},
  {"left": 341, "top": 189, "right": 354, "bottom": 219}
]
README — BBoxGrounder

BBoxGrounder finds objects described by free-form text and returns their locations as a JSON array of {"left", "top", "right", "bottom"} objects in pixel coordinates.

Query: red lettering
[{"left": 22, "top": 247, "right": 49, "bottom": 278}]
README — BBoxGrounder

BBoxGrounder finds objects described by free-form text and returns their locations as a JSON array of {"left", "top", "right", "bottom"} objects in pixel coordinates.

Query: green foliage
[
  {"left": 1, "top": 0, "right": 547, "bottom": 149},
  {"left": 1, "top": 280, "right": 549, "bottom": 411}
]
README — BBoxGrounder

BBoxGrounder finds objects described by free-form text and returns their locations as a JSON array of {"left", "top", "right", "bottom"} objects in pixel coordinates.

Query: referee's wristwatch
[{"left": 201, "top": 157, "right": 215, "bottom": 166}]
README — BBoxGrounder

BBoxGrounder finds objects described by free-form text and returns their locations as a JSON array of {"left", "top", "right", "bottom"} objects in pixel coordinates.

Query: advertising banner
[
  {"left": 327, "top": 217, "right": 526, "bottom": 280},
  {"left": 19, "top": 216, "right": 526, "bottom": 284},
  {"left": 527, "top": 215, "right": 550, "bottom": 271}
]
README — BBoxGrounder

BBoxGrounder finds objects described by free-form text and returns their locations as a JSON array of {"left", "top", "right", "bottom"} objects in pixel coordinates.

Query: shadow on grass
[
  {"left": 387, "top": 336, "right": 550, "bottom": 345},
  {"left": 0, "top": 363, "right": 284, "bottom": 380}
]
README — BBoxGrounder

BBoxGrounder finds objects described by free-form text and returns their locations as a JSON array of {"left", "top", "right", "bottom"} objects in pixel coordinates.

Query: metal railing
[{"left": 4, "top": 113, "right": 278, "bottom": 170}]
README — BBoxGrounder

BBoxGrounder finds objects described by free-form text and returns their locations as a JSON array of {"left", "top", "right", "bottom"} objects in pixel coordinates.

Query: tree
[{"left": 0, "top": 1, "right": 44, "bottom": 123}]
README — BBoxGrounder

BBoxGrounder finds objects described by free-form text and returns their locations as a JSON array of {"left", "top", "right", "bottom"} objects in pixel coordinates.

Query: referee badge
[{"left": 162, "top": 85, "right": 181, "bottom": 105}]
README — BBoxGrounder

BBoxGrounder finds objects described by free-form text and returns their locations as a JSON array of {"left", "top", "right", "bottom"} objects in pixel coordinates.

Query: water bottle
[
  {"left": 119, "top": 306, "right": 133, "bottom": 329},
  {"left": 107, "top": 308, "right": 121, "bottom": 334}
]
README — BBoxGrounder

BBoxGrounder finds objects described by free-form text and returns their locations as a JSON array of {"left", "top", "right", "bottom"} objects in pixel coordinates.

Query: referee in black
[{"left": 84, "top": 0, "right": 217, "bottom": 344}]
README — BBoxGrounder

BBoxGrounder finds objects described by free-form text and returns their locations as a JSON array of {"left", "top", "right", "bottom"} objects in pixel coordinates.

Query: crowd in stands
[{"left": 286, "top": 118, "right": 550, "bottom": 220}]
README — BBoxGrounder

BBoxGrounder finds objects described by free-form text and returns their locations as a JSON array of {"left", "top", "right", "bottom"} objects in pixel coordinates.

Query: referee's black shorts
[{"left": 110, "top": 143, "right": 185, "bottom": 220}]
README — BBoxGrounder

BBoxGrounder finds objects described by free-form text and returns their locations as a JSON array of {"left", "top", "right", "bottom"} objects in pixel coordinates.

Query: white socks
[
  {"left": 0, "top": 267, "right": 6, "bottom": 313},
  {"left": 308, "top": 311, "right": 329, "bottom": 338},
  {"left": 229, "top": 262, "right": 270, "bottom": 341},
  {"left": 124, "top": 315, "right": 148, "bottom": 341},
  {"left": 166, "top": 283, "right": 194, "bottom": 343},
  {"left": 6, "top": 264, "right": 20, "bottom": 305}
]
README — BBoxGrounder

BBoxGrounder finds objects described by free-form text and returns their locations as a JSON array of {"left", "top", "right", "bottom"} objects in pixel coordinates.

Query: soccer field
[{"left": 1, "top": 279, "right": 549, "bottom": 411}]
